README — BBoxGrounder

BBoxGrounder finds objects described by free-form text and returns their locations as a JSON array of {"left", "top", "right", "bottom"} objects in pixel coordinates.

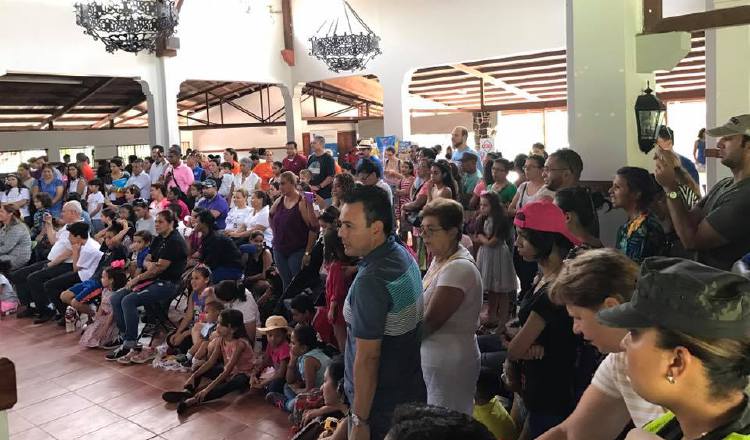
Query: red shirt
[
  {"left": 81, "top": 162, "right": 94, "bottom": 181},
  {"left": 282, "top": 154, "right": 307, "bottom": 175}
]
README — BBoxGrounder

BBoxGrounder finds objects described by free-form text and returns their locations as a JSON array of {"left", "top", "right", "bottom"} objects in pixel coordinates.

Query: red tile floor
[{"left": 1, "top": 316, "right": 291, "bottom": 440}]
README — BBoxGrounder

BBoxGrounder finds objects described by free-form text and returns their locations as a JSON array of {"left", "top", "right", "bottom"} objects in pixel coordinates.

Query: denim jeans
[
  {"left": 273, "top": 248, "right": 305, "bottom": 291},
  {"left": 210, "top": 266, "right": 243, "bottom": 284},
  {"left": 111, "top": 280, "right": 177, "bottom": 346}
]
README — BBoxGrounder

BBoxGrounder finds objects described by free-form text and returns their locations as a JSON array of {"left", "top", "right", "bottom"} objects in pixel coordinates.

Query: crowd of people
[{"left": 1, "top": 113, "right": 750, "bottom": 440}]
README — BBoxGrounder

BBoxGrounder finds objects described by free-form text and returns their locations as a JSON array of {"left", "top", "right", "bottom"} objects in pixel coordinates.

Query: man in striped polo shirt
[{"left": 339, "top": 185, "right": 426, "bottom": 440}]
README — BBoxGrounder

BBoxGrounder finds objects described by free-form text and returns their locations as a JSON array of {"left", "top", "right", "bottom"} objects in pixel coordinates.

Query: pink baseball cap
[{"left": 514, "top": 200, "right": 582, "bottom": 246}]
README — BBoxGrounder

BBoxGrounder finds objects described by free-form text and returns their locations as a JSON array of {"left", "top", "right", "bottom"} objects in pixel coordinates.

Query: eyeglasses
[
  {"left": 523, "top": 165, "right": 539, "bottom": 170},
  {"left": 419, "top": 226, "right": 445, "bottom": 236}
]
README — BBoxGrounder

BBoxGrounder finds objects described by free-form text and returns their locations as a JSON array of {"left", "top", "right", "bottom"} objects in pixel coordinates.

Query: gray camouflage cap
[{"left": 597, "top": 257, "right": 750, "bottom": 339}]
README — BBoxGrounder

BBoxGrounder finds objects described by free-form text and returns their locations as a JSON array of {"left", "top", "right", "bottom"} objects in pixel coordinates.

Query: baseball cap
[
  {"left": 597, "top": 257, "right": 750, "bottom": 339},
  {"left": 706, "top": 114, "right": 750, "bottom": 137},
  {"left": 257, "top": 315, "right": 292, "bottom": 333},
  {"left": 514, "top": 200, "right": 582, "bottom": 246},
  {"left": 459, "top": 151, "right": 479, "bottom": 162},
  {"left": 202, "top": 179, "right": 217, "bottom": 188}
]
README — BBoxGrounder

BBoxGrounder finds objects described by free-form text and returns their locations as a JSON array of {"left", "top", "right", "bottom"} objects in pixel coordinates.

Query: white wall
[
  {"left": 0, "top": 129, "right": 149, "bottom": 161},
  {"left": 190, "top": 122, "right": 356, "bottom": 151},
  {"left": 410, "top": 113, "right": 473, "bottom": 135}
]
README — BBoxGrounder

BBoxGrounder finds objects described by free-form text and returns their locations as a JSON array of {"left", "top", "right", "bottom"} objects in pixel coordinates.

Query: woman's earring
[{"left": 666, "top": 374, "right": 676, "bottom": 384}]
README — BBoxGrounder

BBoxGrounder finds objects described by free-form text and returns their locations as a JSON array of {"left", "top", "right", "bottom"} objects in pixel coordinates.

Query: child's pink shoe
[{"left": 0, "top": 301, "right": 18, "bottom": 316}]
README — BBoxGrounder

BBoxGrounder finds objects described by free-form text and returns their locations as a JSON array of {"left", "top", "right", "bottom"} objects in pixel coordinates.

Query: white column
[
  {"left": 380, "top": 71, "right": 411, "bottom": 140},
  {"left": 281, "top": 83, "right": 305, "bottom": 147},
  {"left": 705, "top": 0, "right": 750, "bottom": 187},
  {"left": 140, "top": 58, "right": 181, "bottom": 148},
  {"left": 566, "top": 0, "right": 656, "bottom": 181}
]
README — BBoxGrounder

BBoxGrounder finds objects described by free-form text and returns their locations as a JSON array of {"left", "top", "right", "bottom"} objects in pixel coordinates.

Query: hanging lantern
[
  {"left": 309, "top": 0, "right": 382, "bottom": 73},
  {"left": 74, "top": 0, "right": 179, "bottom": 54},
  {"left": 634, "top": 82, "right": 666, "bottom": 154}
]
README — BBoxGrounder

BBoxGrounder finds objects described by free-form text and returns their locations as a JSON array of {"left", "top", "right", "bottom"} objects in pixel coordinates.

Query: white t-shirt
[
  {"left": 232, "top": 172, "right": 261, "bottom": 198},
  {"left": 126, "top": 172, "right": 151, "bottom": 200},
  {"left": 225, "top": 206, "right": 253, "bottom": 232},
  {"left": 243, "top": 205, "right": 272, "bottom": 244},
  {"left": 74, "top": 237, "right": 104, "bottom": 281},
  {"left": 86, "top": 192, "right": 105, "bottom": 220},
  {"left": 1, "top": 187, "right": 31, "bottom": 218},
  {"left": 47, "top": 228, "right": 73, "bottom": 263},
  {"left": 420, "top": 248, "right": 483, "bottom": 367},
  {"left": 149, "top": 160, "right": 167, "bottom": 184},
  {"left": 0, "top": 273, "right": 16, "bottom": 302},
  {"left": 591, "top": 352, "right": 665, "bottom": 427},
  {"left": 228, "top": 290, "right": 260, "bottom": 324},
  {"left": 67, "top": 178, "right": 87, "bottom": 199},
  {"left": 136, "top": 217, "right": 156, "bottom": 235}
]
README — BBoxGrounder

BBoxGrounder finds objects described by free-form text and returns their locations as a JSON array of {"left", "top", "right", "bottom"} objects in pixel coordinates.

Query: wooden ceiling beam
[
  {"left": 451, "top": 63, "right": 540, "bottom": 101},
  {"left": 91, "top": 95, "right": 147, "bottom": 128},
  {"left": 184, "top": 84, "right": 264, "bottom": 115},
  {"left": 37, "top": 77, "right": 115, "bottom": 129}
]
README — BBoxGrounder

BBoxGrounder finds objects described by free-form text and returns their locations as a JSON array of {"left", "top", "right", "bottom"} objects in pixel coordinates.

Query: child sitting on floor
[
  {"left": 473, "top": 367, "right": 517, "bottom": 440},
  {"left": 267, "top": 324, "right": 331, "bottom": 412},
  {"left": 80, "top": 264, "right": 128, "bottom": 348},
  {"left": 251, "top": 315, "right": 291, "bottom": 396},
  {"left": 161, "top": 309, "right": 255, "bottom": 413},
  {"left": 180, "top": 300, "right": 224, "bottom": 370},
  {"left": 168, "top": 266, "right": 212, "bottom": 354},
  {"left": 299, "top": 355, "right": 348, "bottom": 426}
]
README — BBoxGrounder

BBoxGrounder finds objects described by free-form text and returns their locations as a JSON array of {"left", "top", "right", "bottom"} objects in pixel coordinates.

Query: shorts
[{"left": 70, "top": 278, "right": 103, "bottom": 302}]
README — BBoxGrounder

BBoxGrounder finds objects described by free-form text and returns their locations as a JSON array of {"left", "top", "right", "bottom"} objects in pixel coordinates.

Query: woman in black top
[
  {"left": 106, "top": 209, "right": 188, "bottom": 361},
  {"left": 195, "top": 209, "right": 243, "bottom": 283},
  {"left": 505, "top": 201, "right": 582, "bottom": 439}
]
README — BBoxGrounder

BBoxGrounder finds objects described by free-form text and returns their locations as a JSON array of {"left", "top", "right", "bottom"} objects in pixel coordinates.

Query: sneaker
[
  {"left": 130, "top": 347, "right": 156, "bottom": 364},
  {"left": 117, "top": 349, "right": 140, "bottom": 365},
  {"left": 265, "top": 392, "right": 286, "bottom": 410},
  {"left": 105, "top": 346, "right": 131, "bottom": 361},
  {"left": 100, "top": 337, "right": 123, "bottom": 350}
]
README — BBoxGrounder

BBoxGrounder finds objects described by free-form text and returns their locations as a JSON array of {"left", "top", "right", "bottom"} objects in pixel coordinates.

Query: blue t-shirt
[
  {"left": 343, "top": 236, "right": 426, "bottom": 413},
  {"left": 37, "top": 177, "right": 64, "bottom": 216},
  {"left": 197, "top": 194, "right": 229, "bottom": 230},
  {"left": 679, "top": 153, "right": 700, "bottom": 183},
  {"left": 192, "top": 166, "right": 206, "bottom": 182},
  {"left": 696, "top": 139, "right": 706, "bottom": 165}
]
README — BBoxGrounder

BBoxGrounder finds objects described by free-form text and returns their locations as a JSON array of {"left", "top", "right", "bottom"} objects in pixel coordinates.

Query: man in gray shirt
[{"left": 655, "top": 114, "right": 750, "bottom": 270}]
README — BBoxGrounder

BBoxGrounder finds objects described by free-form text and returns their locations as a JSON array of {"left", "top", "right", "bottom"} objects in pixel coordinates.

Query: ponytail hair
[{"left": 555, "top": 186, "right": 610, "bottom": 239}]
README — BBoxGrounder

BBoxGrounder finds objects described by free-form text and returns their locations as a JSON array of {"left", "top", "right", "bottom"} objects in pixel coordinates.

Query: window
[
  {"left": 495, "top": 109, "right": 568, "bottom": 160},
  {"left": 665, "top": 100, "right": 706, "bottom": 161},
  {"left": 59, "top": 147, "right": 95, "bottom": 162},
  {"left": 118, "top": 145, "right": 151, "bottom": 159},
  {"left": 0, "top": 149, "right": 47, "bottom": 173}
]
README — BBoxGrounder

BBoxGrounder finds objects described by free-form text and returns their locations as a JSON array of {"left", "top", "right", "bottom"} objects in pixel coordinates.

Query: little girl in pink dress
[{"left": 80, "top": 263, "right": 127, "bottom": 348}]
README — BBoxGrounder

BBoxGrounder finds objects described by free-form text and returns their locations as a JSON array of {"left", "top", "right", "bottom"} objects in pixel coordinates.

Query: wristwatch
[
  {"left": 350, "top": 412, "right": 369, "bottom": 427},
  {"left": 667, "top": 191, "right": 679, "bottom": 200}
]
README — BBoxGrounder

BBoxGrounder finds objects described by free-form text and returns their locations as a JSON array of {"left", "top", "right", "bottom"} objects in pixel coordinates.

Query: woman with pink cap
[{"left": 504, "top": 200, "right": 584, "bottom": 439}]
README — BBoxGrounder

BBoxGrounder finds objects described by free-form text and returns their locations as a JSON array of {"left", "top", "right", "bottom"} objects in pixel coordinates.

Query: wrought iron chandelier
[
  {"left": 309, "top": 0, "right": 381, "bottom": 73},
  {"left": 74, "top": 0, "right": 179, "bottom": 54}
]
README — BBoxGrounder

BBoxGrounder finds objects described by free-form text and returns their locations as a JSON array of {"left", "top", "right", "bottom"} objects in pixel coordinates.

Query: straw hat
[{"left": 257, "top": 315, "right": 292, "bottom": 333}]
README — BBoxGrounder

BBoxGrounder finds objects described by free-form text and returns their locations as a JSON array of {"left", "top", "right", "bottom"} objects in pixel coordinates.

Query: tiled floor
[{"left": 1, "top": 316, "right": 291, "bottom": 440}]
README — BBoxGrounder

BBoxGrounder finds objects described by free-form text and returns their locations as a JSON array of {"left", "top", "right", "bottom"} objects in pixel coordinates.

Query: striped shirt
[{"left": 343, "top": 235, "right": 426, "bottom": 412}]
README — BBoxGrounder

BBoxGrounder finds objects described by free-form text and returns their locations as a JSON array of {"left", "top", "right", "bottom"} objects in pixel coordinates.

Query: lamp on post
[{"left": 634, "top": 82, "right": 666, "bottom": 154}]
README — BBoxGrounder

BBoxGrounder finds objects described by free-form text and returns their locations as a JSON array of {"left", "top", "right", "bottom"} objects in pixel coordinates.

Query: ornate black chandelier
[
  {"left": 309, "top": 0, "right": 381, "bottom": 73},
  {"left": 74, "top": 0, "right": 179, "bottom": 54}
]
